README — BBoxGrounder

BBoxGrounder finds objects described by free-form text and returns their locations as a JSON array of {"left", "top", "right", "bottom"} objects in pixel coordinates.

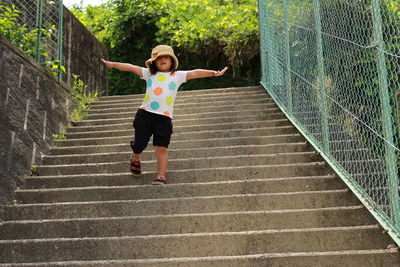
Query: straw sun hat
[{"left": 145, "top": 45, "right": 179, "bottom": 69}]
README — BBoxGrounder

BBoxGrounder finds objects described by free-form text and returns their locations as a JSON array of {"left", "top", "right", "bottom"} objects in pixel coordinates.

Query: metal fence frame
[
  {"left": 2, "top": 0, "right": 64, "bottom": 81},
  {"left": 258, "top": 0, "right": 400, "bottom": 246}
]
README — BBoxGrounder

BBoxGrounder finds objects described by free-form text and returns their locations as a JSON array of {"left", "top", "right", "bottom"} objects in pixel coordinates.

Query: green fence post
[
  {"left": 35, "top": 0, "right": 43, "bottom": 63},
  {"left": 371, "top": 0, "right": 400, "bottom": 227},
  {"left": 258, "top": 0, "right": 267, "bottom": 85},
  {"left": 312, "top": 0, "right": 330, "bottom": 154},
  {"left": 262, "top": 0, "right": 274, "bottom": 90},
  {"left": 284, "top": 0, "right": 293, "bottom": 113},
  {"left": 58, "top": 0, "right": 64, "bottom": 82}
]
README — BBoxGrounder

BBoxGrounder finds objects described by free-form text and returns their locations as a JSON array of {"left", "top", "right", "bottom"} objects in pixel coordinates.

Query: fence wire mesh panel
[
  {"left": 1, "top": 0, "right": 63, "bottom": 80},
  {"left": 259, "top": 0, "right": 400, "bottom": 245}
]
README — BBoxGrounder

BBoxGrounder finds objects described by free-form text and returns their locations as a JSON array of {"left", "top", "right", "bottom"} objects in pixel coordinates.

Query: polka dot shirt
[{"left": 140, "top": 68, "right": 187, "bottom": 118}]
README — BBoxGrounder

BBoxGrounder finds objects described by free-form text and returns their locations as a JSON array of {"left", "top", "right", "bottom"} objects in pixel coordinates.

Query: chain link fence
[
  {"left": 259, "top": 0, "right": 400, "bottom": 245},
  {"left": 1, "top": 0, "right": 64, "bottom": 80}
]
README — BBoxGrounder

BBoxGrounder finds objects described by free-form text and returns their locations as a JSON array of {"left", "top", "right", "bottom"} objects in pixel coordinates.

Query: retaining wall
[{"left": 0, "top": 6, "right": 108, "bottom": 218}]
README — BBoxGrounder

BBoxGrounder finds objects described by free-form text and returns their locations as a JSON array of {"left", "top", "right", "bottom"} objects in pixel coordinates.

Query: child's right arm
[{"left": 100, "top": 59, "right": 143, "bottom": 78}]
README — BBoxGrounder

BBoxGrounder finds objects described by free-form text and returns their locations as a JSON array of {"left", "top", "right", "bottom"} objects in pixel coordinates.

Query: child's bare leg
[
  {"left": 155, "top": 146, "right": 168, "bottom": 179},
  {"left": 132, "top": 153, "right": 141, "bottom": 161}
]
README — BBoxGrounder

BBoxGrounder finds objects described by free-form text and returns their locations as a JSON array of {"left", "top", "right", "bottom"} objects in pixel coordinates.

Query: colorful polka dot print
[
  {"left": 158, "top": 75, "right": 167, "bottom": 82},
  {"left": 150, "top": 101, "right": 160, "bottom": 110},
  {"left": 140, "top": 68, "right": 188, "bottom": 118},
  {"left": 166, "top": 96, "right": 173, "bottom": 105},
  {"left": 154, "top": 87, "right": 163, "bottom": 96},
  {"left": 169, "top": 81, "right": 176, "bottom": 91}
]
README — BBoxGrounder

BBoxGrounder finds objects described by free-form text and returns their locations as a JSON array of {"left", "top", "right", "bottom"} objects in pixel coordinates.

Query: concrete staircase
[{"left": 1, "top": 86, "right": 399, "bottom": 266}]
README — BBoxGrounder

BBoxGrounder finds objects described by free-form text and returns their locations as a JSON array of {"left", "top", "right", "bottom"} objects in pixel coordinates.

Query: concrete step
[
  {"left": 65, "top": 119, "right": 292, "bottom": 139},
  {"left": 15, "top": 175, "right": 343, "bottom": 203},
  {"left": 57, "top": 126, "right": 296, "bottom": 147},
  {"left": 65, "top": 117, "right": 289, "bottom": 134},
  {"left": 4, "top": 189, "right": 356, "bottom": 220},
  {"left": 34, "top": 152, "right": 321, "bottom": 176},
  {"left": 0, "top": 206, "right": 374, "bottom": 239},
  {"left": 90, "top": 91, "right": 269, "bottom": 109},
  {"left": 49, "top": 134, "right": 306, "bottom": 155},
  {"left": 25, "top": 163, "right": 332, "bottom": 189},
  {"left": 43, "top": 143, "right": 312, "bottom": 165},
  {"left": 92, "top": 86, "right": 268, "bottom": 102},
  {"left": 1, "top": 250, "right": 398, "bottom": 266},
  {"left": 87, "top": 103, "right": 278, "bottom": 120},
  {"left": 86, "top": 100, "right": 278, "bottom": 120},
  {"left": 70, "top": 111, "right": 286, "bottom": 127},
  {"left": 89, "top": 98, "right": 275, "bottom": 114},
  {"left": 95, "top": 86, "right": 264, "bottom": 102},
  {"left": 0, "top": 226, "right": 392, "bottom": 263}
]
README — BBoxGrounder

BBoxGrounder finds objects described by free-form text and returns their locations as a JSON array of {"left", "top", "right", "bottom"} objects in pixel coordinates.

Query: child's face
[{"left": 155, "top": 56, "right": 172, "bottom": 72}]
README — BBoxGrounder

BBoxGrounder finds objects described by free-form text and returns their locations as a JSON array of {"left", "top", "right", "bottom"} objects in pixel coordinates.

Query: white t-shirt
[{"left": 140, "top": 68, "right": 187, "bottom": 118}]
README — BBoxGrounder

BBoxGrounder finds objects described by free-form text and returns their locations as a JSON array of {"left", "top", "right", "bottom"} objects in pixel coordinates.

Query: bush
[{"left": 70, "top": 0, "right": 260, "bottom": 95}]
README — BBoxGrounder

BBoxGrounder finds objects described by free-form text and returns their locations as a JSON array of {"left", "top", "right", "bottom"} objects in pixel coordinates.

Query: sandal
[
  {"left": 130, "top": 158, "right": 141, "bottom": 176},
  {"left": 152, "top": 178, "right": 167, "bottom": 185}
]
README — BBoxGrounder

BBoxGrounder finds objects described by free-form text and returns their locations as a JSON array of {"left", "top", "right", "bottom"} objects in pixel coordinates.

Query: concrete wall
[
  {"left": 63, "top": 7, "right": 108, "bottom": 95},
  {"left": 0, "top": 35, "right": 72, "bottom": 216},
  {"left": 0, "top": 6, "right": 108, "bottom": 218}
]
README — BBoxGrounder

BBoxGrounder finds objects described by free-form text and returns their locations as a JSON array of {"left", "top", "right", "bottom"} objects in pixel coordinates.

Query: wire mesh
[
  {"left": 1, "top": 0, "right": 63, "bottom": 76},
  {"left": 259, "top": 0, "right": 400, "bottom": 244}
]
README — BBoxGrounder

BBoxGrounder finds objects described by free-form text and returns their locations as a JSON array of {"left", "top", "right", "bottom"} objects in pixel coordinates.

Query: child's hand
[
  {"left": 215, "top": 67, "right": 228, "bottom": 77},
  {"left": 100, "top": 58, "right": 113, "bottom": 68}
]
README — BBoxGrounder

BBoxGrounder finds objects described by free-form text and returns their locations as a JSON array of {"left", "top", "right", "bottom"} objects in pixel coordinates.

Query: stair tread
[
  {"left": 1, "top": 249, "right": 398, "bottom": 267},
  {"left": 0, "top": 249, "right": 398, "bottom": 267},
  {"left": 7, "top": 189, "right": 351, "bottom": 207},
  {"left": 0, "top": 225, "right": 381, "bottom": 243},
  {"left": 36, "top": 151, "right": 317, "bottom": 168},
  {"left": 2, "top": 206, "right": 365, "bottom": 224},
  {"left": 17, "top": 175, "right": 336, "bottom": 192}
]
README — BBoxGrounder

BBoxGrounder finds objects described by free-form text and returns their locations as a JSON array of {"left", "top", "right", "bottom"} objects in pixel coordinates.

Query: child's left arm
[{"left": 186, "top": 67, "right": 228, "bottom": 81}]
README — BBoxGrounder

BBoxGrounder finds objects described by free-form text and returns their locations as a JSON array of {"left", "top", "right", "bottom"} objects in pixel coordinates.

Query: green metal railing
[
  {"left": 259, "top": 0, "right": 400, "bottom": 245},
  {"left": 1, "top": 0, "right": 64, "bottom": 81}
]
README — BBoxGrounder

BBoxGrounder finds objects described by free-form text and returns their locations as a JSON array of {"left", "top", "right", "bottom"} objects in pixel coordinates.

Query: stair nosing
[
  {"left": 65, "top": 118, "right": 290, "bottom": 133},
  {"left": 17, "top": 175, "right": 336, "bottom": 193},
  {"left": 38, "top": 151, "right": 317, "bottom": 169},
  {"left": 50, "top": 133, "right": 302, "bottom": 150},
  {"left": 44, "top": 143, "right": 308, "bottom": 159},
  {"left": 0, "top": 249, "right": 395, "bottom": 266},
  {"left": 58, "top": 126, "right": 295, "bottom": 143},
  {"left": 71, "top": 111, "right": 284, "bottom": 124},
  {"left": 88, "top": 103, "right": 276, "bottom": 116},
  {"left": 7, "top": 189, "right": 348, "bottom": 207},
  {"left": 0, "top": 225, "right": 379, "bottom": 244},
  {"left": 66, "top": 125, "right": 294, "bottom": 139},
  {"left": 27, "top": 162, "right": 327, "bottom": 179},
  {"left": 2, "top": 205, "right": 365, "bottom": 225}
]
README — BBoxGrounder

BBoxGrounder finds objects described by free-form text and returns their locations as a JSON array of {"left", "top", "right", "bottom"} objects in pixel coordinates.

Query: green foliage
[
  {"left": 70, "top": 74, "right": 99, "bottom": 121},
  {"left": 52, "top": 131, "right": 67, "bottom": 147},
  {"left": 52, "top": 132, "right": 66, "bottom": 141},
  {"left": 0, "top": 4, "right": 64, "bottom": 78},
  {"left": 42, "top": 59, "right": 67, "bottom": 78},
  {"left": 0, "top": 5, "right": 39, "bottom": 57},
  {"left": 0, "top": 5, "right": 54, "bottom": 58},
  {"left": 155, "top": 0, "right": 259, "bottom": 70},
  {"left": 70, "top": 0, "right": 260, "bottom": 95}
]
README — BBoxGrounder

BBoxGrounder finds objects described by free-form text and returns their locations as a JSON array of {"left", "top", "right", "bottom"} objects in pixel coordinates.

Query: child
[{"left": 101, "top": 45, "right": 228, "bottom": 184}]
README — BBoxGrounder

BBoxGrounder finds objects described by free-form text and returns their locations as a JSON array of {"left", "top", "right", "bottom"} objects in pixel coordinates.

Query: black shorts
[{"left": 130, "top": 109, "right": 173, "bottom": 154}]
